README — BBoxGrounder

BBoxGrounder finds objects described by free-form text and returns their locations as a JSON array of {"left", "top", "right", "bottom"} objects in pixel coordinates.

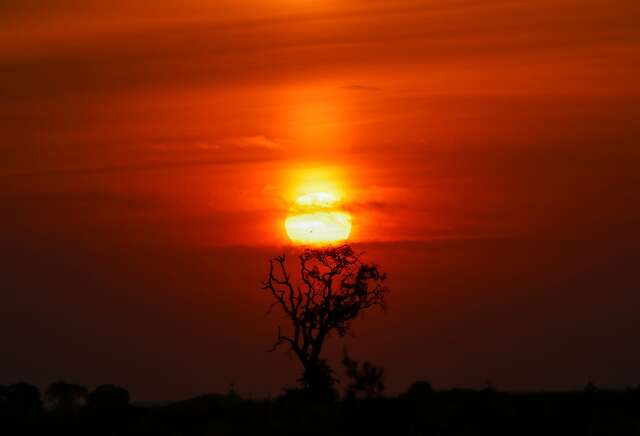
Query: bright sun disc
[{"left": 285, "top": 192, "right": 352, "bottom": 245}]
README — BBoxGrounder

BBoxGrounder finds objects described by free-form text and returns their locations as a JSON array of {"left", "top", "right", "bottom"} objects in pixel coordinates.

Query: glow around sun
[{"left": 285, "top": 192, "right": 352, "bottom": 245}]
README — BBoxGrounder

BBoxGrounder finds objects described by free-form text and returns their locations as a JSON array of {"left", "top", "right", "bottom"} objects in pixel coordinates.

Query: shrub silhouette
[
  {"left": 406, "top": 380, "right": 433, "bottom": 398},
  {"left": 263, "top": 244, "right": 388, "bottom": 399},
  {"left": 341, "top": 349, "right": 385, "bottom": 399},
  {"left": 87, "top": 384, "right": 130, "bottom": 411}
]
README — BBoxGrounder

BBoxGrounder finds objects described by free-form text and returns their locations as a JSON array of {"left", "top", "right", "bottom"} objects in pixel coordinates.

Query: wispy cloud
[
  {"left": 341, "top": 84, "right": 380, "bottom": 92},
  {"left": 229, "top": 135, "right": 282, "bottom": 150},
  {"left": 5, "top": 155, "right": 281, "bottom": 177},
  {"left": 144, "top": 140, "right": 222, "bottom": 152}
]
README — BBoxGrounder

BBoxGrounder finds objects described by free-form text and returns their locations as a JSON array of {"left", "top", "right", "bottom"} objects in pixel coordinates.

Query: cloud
[
  {"left": 229, "top": 135, "right": 282, "bottom": 150},
  {"left": 346, "top": 200, "right": 397, "bottom": 213},
  {"left": 4, "top": 0, "right": 637, "bottom": 102},
  {"left": 0, "top": 190, "right": 165, "bottom": 213},
  {"left": 5, "top": 155, "right": 281, "bottom": 176},
  {"left": 144, "top": 140, "right": 222, "bottom": 152},
  {"left": 341, "top": 84, "right": 380, "bottom": 92}
]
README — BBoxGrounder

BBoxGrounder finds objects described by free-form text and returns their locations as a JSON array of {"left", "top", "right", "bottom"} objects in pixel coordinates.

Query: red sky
[{"left": 1, "top": 0, "right": 639, "bottom": 400}]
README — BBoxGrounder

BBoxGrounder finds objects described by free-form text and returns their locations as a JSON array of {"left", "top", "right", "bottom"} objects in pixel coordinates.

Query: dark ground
[{"left": 3, "top": 383, "right": 640, "bottom": 435}]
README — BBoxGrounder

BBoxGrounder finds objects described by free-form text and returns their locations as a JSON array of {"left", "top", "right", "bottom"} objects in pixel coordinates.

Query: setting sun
[{"left": 285, "top": 192, "right": 352, "bottom": 245}]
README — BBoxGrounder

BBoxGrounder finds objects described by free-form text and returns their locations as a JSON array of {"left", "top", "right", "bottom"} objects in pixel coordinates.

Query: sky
[{"left": 1, "top": 0, "right": 639, "bottom": 400}]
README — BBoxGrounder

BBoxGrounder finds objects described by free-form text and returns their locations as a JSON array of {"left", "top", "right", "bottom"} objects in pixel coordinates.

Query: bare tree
[{"left": 262, "top": 244, "right": 388, "bottom": 397}]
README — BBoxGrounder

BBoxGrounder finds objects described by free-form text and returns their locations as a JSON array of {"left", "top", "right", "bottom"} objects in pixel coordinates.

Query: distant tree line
[
  {"left": 0, "top": 381, "right": 130, "bottom": 414},
  {"left": 2, "top": 379, "right": 640, "bottom": 435}
]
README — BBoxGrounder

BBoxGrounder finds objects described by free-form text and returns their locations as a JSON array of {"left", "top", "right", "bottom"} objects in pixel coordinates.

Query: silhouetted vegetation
[
  {"left": 46, "top": 381, "right": 89, "bottom": 413},
  {"left": 263, "top": 244, "right": 388, "bottom": 399},
  {"left": 2, "top": 381, "right": 640, "bottom": 435},
  {"left": 341, "top": 348, "right": 385, "bottom": 399},
  {"left": 87, "top": 384, "right": 131, "bottom": 411}
]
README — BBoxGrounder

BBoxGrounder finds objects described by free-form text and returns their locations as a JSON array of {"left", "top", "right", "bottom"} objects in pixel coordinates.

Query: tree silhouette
[
  {"left": 0, "top": 382, "right": 42, "bottom": 416},
  {"left": 46, "top": 381, "right": 88, "bottom": 413},
  {"left": 263, "top": 244, "right": 388, "bottom": 398}
]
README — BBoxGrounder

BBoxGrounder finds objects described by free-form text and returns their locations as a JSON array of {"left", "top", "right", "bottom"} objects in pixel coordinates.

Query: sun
[{"left": 285, "top": 192, "right": 352, "bottom": 245}]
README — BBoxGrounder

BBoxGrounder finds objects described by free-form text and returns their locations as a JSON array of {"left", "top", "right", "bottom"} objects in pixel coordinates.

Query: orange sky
[{"left": 1, "top": 0, "right": 639, "bottom": 400}]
